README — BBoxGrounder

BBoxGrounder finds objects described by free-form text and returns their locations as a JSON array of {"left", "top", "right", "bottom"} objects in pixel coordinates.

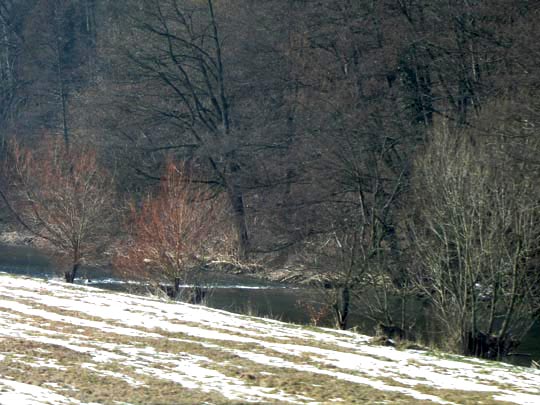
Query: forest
[{"left": 0, "top": 0, "right": 539, "bottom": 361}]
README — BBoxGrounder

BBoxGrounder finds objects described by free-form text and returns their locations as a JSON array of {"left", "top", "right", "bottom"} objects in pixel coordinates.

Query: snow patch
[
  {"left": 0, "top": 378, "right": 94, "bottom": 405},
  {"left": 1, "top": 274, "right": 540, "bottom": 405}
]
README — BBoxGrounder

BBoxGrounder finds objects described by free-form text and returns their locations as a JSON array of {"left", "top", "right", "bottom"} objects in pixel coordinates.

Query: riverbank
[
  {"left": 1, "top": 237, "right": 539, "bottom": 368},
  {"left": 1, "top": 272, "right": 540, "bottom": 404},
  {"left": 0, "top": 230, "right": 39, "bottom": 247},
  {"left": 202, "top": 259, "right": 335, "bottom": 286},
  {"left": 0, "top": 229, "right": 327, "bottom": 286}
]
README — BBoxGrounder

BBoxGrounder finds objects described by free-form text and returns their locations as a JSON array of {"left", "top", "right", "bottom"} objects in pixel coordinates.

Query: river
[{"left": 0, "top": 244, "right": 538, "bottom": 366}]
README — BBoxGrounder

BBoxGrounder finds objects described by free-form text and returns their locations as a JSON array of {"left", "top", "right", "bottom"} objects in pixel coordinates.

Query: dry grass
[{"left": 1, "top": 274, "right": 539, "bottom": 404}]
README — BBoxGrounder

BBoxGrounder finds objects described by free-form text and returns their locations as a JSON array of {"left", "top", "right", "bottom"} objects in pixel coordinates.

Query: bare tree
[
  {"left": 113, "top": 161, "right": 229, "bottom": 295},
  {"left": 2, "top": 136, "right": 116, "bottom": 282},
  {"left": 269, "top": 0, "right": 415, "bottom": 331},
  {"left": 0, "top": 0, "right": 25, "bottom": 141},
  {"left": 121, "top": 0, "right": 251, "bottom": 258},
  {"left": 410, "top": 124, "right": 540, "bottom": 358}
]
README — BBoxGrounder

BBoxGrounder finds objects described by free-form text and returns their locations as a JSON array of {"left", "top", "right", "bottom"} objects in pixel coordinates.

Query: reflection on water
[
  {"left": 0, "top": 243, "right": 538, "bottom": 366},
  {"left": 0, "top": 244, "right": 112, "bottom": 280},
  {"left": 0, "top": 244, "right": 52, "bottom": 278}
]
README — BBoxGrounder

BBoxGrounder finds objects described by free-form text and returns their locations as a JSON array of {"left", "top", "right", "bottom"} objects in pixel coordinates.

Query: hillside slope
[{"left": 0, "top": 273, "right": 539, "bottom": 404}]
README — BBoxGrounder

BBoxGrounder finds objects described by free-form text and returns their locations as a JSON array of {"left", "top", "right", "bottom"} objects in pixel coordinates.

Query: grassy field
[{"left": 0, "top": 272, "right": 539, "bottom": 404}]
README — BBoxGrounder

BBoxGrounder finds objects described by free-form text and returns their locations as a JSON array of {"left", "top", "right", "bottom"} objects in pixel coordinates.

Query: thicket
[{"left": 1, "top": 0, "right": 540, "bottom": 359}]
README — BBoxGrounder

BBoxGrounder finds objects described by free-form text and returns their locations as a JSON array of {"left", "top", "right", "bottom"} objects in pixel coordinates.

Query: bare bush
[
  {"left": 1, "top": 136, "right": 116, "bottom": 282},
  {"left": 410, "top": 125, "right": 540, "bottom": 358},
  {"left": 114, "top": 162, "right": 230, "bottom": 295}
]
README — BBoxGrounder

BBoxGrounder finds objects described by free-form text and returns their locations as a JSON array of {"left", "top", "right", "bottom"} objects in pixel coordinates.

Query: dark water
[{"left": 0, "top": 244, "right": 538, "bottom": 366}]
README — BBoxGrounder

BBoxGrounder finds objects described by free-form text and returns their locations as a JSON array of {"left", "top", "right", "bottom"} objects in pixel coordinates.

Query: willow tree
[
  {"left": 2, "top": 136, "right": 116, "bottom": 282},
  {"left": 113, "top": 162, "right": 229, "bottom": 297},
  {"left": 125, "top": 0, "right": 250, "bottom": 258},
  {"left": 411, "top": 125, "right": 540, "bottom": 358}
]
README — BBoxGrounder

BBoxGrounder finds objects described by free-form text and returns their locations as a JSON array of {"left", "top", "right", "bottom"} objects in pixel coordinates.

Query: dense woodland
[{"left": 1, "top": 0, "right": 540, "bottom": 360}]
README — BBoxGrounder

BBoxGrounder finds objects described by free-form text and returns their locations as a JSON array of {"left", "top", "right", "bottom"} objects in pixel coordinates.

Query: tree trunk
[
  {"left": 218, "top": 163, "right": 250, "bottom": 261},
  {"left": 335, "top": 286, "right": 350, "bottom": 330},
  {"left": 226, "top": 174, "right": 249, "bottom": 260},
  {"left": 174, "top": 277, "right": 181, "bottom": 296},
  {"left": 64, "top": 262, "right": 79, "bottom": 283}
]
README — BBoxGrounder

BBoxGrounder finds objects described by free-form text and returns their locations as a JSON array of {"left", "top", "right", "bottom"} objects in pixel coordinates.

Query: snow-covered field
[{"left": 0, "top": 273, "right": 539, "bottom": 404}]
